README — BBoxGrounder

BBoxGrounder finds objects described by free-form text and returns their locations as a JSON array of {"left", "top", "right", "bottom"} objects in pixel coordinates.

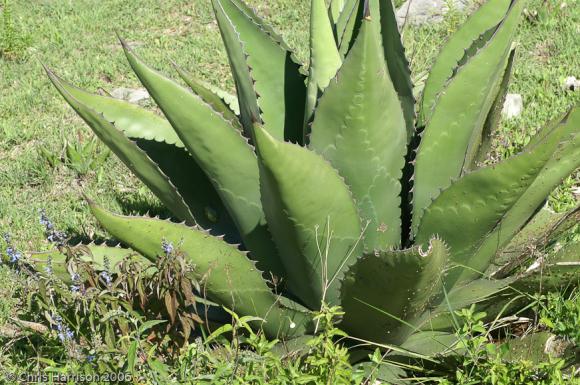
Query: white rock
[
  {"left": 396, "top": 0, "right": 471, "bottom": 26},
  {"left": 563, "top": 76, "right": 579, "bottom": 91},
  {"left": 501, "top": 93, "right": 523, "bottom": 119},
  {"left": 110, "top": 87, "right": 150, "bottom": 104}
]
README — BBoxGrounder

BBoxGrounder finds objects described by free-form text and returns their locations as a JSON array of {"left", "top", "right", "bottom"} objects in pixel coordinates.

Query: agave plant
[{"left": 44, "top": 0, "right": 579, "bottom": 356}]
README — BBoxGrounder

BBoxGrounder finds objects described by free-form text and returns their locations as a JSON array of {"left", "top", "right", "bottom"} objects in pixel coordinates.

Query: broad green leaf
[
  {"left": 127, "top": 340, "right": 138, "bottom": 372},
  {"left": 471, "top": 48, "right": 516, "bottom": 167},
  {"left": 490, "top": 205, "right": 578, "bottom": 278},
  {"left": 335, "top": 0, "right": 360, "bottom": 48},
  {"left": 211, "top": 0, "right": 306, "bottom": 142},
  {"left": 135, "top": 140, "right": 239, "bottom": 239},
  {"left": 340, "top": 239, "right": 449, "bottom": 345},
  {"left": 89, "top": 203, "right": 310, "bottom": 339},
  {"left": 304, "top": 0, "right": 342, "bottom": 134},
  {"left": 418, "top": 278, "right": 514, "bottom": 331},
  {"left": 420, "top": 0, "right": 512, "bottom": 125},
  {"left": 338, "top": 0, "right": 363, "bottom": 58},
  {"left": 46, "top": 69, "right": 236, "bottom": 234},
  {"left": 329, "top": 0, "right": 347, "bottom": 25},
  {"left": 371, "top": 0, "right": 415, "bottom": 139},
  {"left": 399, "top": 331, "right": 458, "bottom": 357},
  {"left": 469, "top": 107, "right": 580, "bottom": 279},
  {"left": 28, "top": 243, "right": 146, "bottom": 284},
  {"left": 173, "top": 65, "right": 241, "bottom": 130},
  {"left": 46, "top": 68, "right": 196, "bottom": 225},
  {"left": 122, "top": 45, "right": 284, "bottom": 277},
  {"left": 310, "top": 19, "right": 406, "bottom": 251},
  {"left": 502, "top": 332, "right": 575, "bottom": 364},
  {"left": 254, "top": 125, "right": 363, "bottom": 309},
  {"left": 202, "top": 81, "right": 240, "bottom": 116},
  {"left": 412, "top": 0, "right": 525, "bottom": 234},
  {"left": 512, "top": 243, "right": 580, "bottom": 294},
  {"left": 415, "top": 108, "right": 568, "bottom": 288}
]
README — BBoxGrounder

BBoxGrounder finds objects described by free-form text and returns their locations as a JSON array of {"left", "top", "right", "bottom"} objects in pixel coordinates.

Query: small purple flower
[
  {"left": 7, "top": 246, "right": 22, "bottom": 263},
  {"left": 86, "top": 355, "right": 95, "bottom": 363},
  {"left": 100, "top": 271, "right": 112, "bottom": 287},
  {"left": 39, "top": 209, "right": 67, "bottom": 246},
  {"left": 70, "top": 272, "right": 82, "bottom": 293},
  {"left": 3, "top": 233, "right": 22, "bottom": 263},
  {"left": 52, "top": 314, "right": 74, "bottom": 343},
  {"left": 39, "top": 210, "right": 54, "bottom": 230},
  {"left": 44, "top": 255, "right": 53, "bottom": 276},
  {"left": 161, "top": 239, "right": 174, "bottom": 256}
]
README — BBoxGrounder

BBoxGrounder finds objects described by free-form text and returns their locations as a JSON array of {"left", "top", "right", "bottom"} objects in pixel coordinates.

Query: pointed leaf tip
[{"left": 363, "top": 0, "right": 371, "bottom": 20}]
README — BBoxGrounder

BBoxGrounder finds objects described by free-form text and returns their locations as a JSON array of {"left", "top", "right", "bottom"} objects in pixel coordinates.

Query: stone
[
  {"left": 396, "top": 0, "right": 471, "bottom": 26},
  {"left": 110, "top": 87, "right": 150, "bottom": 104},
  {"left": 563, "top": 76, "right": 579, "bottom": 91},
  {"left": 501, "top": 93, "right": 523, "bottom": 119}
]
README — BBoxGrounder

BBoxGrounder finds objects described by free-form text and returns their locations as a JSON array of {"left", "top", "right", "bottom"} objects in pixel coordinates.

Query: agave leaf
[
  {"left": 310, "top": 18, "right": 406, "bottom": 251},
  {"left": 254, "top": 125, "right": 363, "bottom": 309},
  {"left": 413, "top": 0, "right": 525, "bottom": 235},
  {"left": 337, "top": 0, "right": 364, "bottom": 57},
  {"left": 122, "top": 45, "right": 284, "bottom": 277},
  {"left": 46, "top": 70, "right": 238, "bottom": 235},
  {"left": 28, "top": 243, "right": 146, "bottom": 284},
  {"left": 304, "top": 0, "right": 342, "bottom": 134},
  {"left": 173, "top": 65, "right": 241, "bottom": 130},
  {"left": 419, "top": 278, "right": 514, "bottom": 331},
  {"left": 329, "top": 0, "right": 347, "bottom": 24},
  {"left": 202, "top": 82, "right": 240, "bottom": 116},
  {"left": 415, "top": 107, "right": 568, "bottom": 288},
  {"left": 340, "top": 238, "right": 449, "bottom": 345},
  {"left": 398, "top": 331, "right": 458, "bottom": 357},
  {"left": 471, "top": 48, "right": 516, "bottom": 167},
  {"left": 370, "top": 0, "right": 415, "bottom": 139},
  {"left": 420, "top": 0, "right": 512, "bottom": 125},
  {"left": 468, "top": 107, "right": 580, "bottom": 278},
  {"left": 503, "top": 332, "right": 577, "bottom": 364},
  {"left": 334, "top": 0, "right": 358, "bottom": 43},
  {"left": 490, "top": 205, "right": 579, "bottom": 278},
  {"left": 512, "top": 242, "right": 580, "bottom": 294},
  {"left": 89, "top": 203, "right": 310, "bottom": 339},
  {"left": 211, "top": 0, "right": 306, "bottom": 143},
  {"left": 45, "top": 68, "right": 197, "bottom": 226},
  {"left": 134, "top": 140, "right": 239, "bottom": 240},
  {"left": 355, "top": 361, "right": 408, "bottom": 384}
]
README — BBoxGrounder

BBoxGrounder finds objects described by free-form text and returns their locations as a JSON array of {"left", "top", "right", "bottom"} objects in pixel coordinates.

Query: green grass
[{"left": 0, "top": 0, "right": 310, "bottom": 249}]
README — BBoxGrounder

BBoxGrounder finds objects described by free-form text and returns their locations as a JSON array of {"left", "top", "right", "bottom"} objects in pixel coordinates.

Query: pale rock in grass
[
  {"left": 111, "top": 87, "right": 150, "bottom": 104},
  {"left": 544, "top": 335, "right": 574, "bottom": 358},
  {"left": 396, "top": 0, "right": 471, "bottom": 26},
  {"left": 563, "top": 76, "right": 579, "bottom": 91},
  {"left": 501, "top": 93, "right": 523, "bottom": 119}
]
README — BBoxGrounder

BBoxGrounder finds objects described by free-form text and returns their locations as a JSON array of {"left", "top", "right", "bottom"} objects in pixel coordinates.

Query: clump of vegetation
[
  {"left": 440, "top": 306, "right": 577, "bottom": 385},
  {"left": 0, "top": 0, "right": 30, "bottom": 60},
  {"left": 539, "top": 291, "right": 580, "bottom": 344}
]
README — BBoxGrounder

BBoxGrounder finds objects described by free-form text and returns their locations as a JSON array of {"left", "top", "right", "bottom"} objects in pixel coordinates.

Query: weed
[
  {"left": 539, "top": 291, "right": 580, "bottom": 344},
  {"left": 440, "top": 305, "right": 577, "bottom": 385},
  {"left": 0, "top": 0, "right": 30, "bottom": 60}
]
